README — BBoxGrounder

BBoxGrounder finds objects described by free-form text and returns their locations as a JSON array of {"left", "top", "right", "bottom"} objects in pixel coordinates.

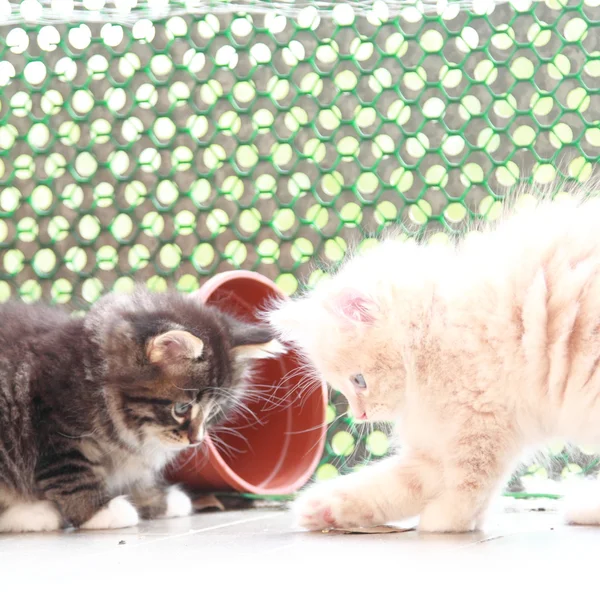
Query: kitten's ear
[
  {"left": 328, "top": 289, "right": 378, "bottom": 324},
  {"left": 229, "top": 320, "right": 286, "bottom": 361},
  {"left": 147, "top": 330, "right": 204, "bottom": 364}
]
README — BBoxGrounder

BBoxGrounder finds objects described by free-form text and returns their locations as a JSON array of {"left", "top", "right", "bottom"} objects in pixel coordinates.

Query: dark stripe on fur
[
  {"left": 37, "top": 463, "right": 90, "bottom": 482},
  {"left": 55, "top": 483, "right": 100, "bottom": 497},
  {"left": 122, "top": 394, "right": 173, "bottom": 406}
]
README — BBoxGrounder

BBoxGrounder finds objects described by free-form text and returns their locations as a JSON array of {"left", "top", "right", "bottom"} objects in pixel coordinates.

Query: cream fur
[{"left": 269, "top": 186, "right": 600, "bottom": 532}]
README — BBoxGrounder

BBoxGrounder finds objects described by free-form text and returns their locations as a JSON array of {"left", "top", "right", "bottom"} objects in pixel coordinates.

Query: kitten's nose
[
  {"left": 187, "top": 407, "right": 205, "bottom": 444},
  {"left": 187, "top": 422, "right": 204, "bottom": 444}
]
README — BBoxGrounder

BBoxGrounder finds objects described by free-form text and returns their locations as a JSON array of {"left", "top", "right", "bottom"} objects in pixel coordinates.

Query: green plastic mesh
[{"left": 0, "top": 0, "right": 599, "bottom": 492}]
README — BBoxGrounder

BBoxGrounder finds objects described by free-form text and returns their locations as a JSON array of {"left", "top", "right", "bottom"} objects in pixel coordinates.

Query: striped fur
[{"left": 0, "top": 288, "right": 277, "bottom": 531}]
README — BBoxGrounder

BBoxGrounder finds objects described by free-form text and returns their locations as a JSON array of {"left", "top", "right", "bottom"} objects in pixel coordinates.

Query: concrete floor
[{"left": 0, "top": 500, "right": 596, "bottom": 588}]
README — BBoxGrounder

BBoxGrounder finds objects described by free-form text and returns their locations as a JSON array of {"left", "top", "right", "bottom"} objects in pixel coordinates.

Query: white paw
[
  {"left": 418, "top": 500, "right": 477, "bottom": 533},
  {"left": 563, "top": 482, "right": 600, "bottom": 525},
  {"left": 81, "top": 496, "right": 139, "bottom": 530},
  {"left": 161, "top": 487, "right": 192, "bottom": 519},
  {"left": 294, "top": 481, "right": 385, "bottom": 530},
  {"left": 0, "top": 501, "right": 62, "bottom": 533}
]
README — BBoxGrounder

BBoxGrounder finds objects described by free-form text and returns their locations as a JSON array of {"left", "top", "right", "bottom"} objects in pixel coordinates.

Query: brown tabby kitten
[{"left": 0, "top": 288, "right": 282, "bottom": 532}]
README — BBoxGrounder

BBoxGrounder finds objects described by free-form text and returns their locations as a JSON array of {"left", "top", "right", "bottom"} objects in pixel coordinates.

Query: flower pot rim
[{"left": 184, "top": 270, "right": 328, "bottom": 494}]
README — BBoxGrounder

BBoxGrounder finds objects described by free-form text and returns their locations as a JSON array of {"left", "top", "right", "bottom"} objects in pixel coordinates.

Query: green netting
[{"left": 0, "top": 0, "right": 599, "bottom": 491}]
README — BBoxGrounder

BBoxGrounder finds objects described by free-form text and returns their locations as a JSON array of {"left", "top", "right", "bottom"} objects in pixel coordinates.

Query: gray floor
[{"left": 0, "top": 501, "right": 597, "bottom": 587}]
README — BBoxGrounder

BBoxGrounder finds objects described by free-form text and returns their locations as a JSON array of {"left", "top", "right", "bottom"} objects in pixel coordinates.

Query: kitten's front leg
[
  {"left": 295, "top": 452, "right": 441, "bottom": 530},
  {"left": 418, "top": 431, "right": 514, "bottom": 533},
  {"left": 38, "top": 449, "right": 139, "bottom": 530},
  {"left": 130, "top": 483, "right": 192, "bottom": 520}
]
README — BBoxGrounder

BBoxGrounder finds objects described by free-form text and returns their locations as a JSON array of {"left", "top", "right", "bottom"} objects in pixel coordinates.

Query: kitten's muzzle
[{"left": 187, "top": 415, "right": 205, "bottom": 444}]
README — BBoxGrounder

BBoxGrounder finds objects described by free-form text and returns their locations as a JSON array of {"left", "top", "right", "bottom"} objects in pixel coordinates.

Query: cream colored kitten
[{"left": 269, "top": 186, "right": 600, "bottom": 532}]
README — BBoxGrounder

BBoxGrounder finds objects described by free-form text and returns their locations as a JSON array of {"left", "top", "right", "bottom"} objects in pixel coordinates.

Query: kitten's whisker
[
  {"left": 226, "top": 411, "right": 264, "bottom": 430},
  {"left": 226, "top": 399, "right": 264, "bottom": 426},
  {"left": 209, "top": 434, "right": 244, "bottom": 459},
  {"left": 205, "top": 389, "right": 267, "bottom": 429},
  {"left": 237, "top": 391, "right": 287, "bottom": 409},
  {"left": 168, "top": 383, "right": 199, "bottom": 393},
  {"left": 248, "top": 391, "right": 298, "bottom": 413},
  {"left": 284, "top": 421, "right": 329, "bottom": 436},
  {"left": 58, "top": 430, "right": 96, "bottom": 440},
  {"left": 171, "top": 441, "right": 210, "bottom": 473},
  {"left": 290, "top": 375, "right": 322, "bottom": 412},
  {"left": 211, "top": 425, "right": 252, "bottom": 449},
  {"left": 248, "top": 366, "right": 318, "bottom": 406},
  {"left": 287, "top": 412, "right": 347, "bottom": 461}
]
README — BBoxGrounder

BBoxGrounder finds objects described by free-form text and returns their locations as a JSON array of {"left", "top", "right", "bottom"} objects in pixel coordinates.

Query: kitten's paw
[
  {"left": 0, "top": 501, "right": 62, "bottom": 533},
  {"left": 161, "top": 487, "right": 193, "bottom": 519},
  {"left": 81, "top": 496, "right": 139, "bottom": 530},
  {"left": 563, "top": 483, "right": 600, "bottom": 526},
  {"left": 418, "top": 501, "right": 477, "bottom": 533},
  {"left": 294, "top": 483, "right": 384, "bottom": 530}
]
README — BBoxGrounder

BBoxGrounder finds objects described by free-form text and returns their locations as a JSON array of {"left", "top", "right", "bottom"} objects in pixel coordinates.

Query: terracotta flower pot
[{"left": 167, "top": 270, "right": 328, "bottom": 495}]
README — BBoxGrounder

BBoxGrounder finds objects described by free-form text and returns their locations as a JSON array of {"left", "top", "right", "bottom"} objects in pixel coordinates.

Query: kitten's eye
[
  {"left": 351, "top": 374, "right": 367, "bottom": 389},
  {"left": 172, "top": 402, "right": 191, "bottom": 418}
]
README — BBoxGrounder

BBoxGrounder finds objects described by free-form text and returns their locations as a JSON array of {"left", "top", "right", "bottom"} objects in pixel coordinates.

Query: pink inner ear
[
  {"left": 335, "top": 291, "right": 377, "bottom": 324},
  {"left": 160, "top": 336, "right": 180, "bottom": 351}
]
